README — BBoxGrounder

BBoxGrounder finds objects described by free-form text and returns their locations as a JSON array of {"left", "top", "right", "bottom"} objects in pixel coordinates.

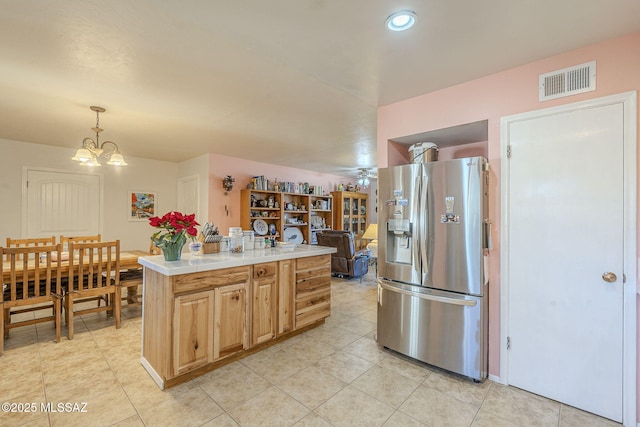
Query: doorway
[
  {"left": 500, "top": 92, "right": 636, "bottom": 424},
  {"left": 23, "top": 168, "right": 102, "bottom": 238}
]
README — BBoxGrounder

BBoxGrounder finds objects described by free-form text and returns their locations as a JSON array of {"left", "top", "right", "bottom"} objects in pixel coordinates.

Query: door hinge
[
  {"left": 507, "top": 336, "right": 511, "bottom": 350},
  {"left": 507, "top": 145, "right": 512, "bottom": 158}
]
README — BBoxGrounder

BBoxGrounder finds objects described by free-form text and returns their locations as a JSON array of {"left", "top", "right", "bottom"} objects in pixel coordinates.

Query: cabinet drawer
[
  {"left": 253, "top": 262, "right": 277, "bottom": 279},
  {"left": 173, "top": 266, "right": 250, "bottom": 294},
  {"left": 296, "top": 255, "right": 330, "bottom": 271},
  {"left": 295, "top": 289, "right": 331, "bottom": 328},
  {"left": 295, "top": 275, "right": 330, "bottom": 297}
]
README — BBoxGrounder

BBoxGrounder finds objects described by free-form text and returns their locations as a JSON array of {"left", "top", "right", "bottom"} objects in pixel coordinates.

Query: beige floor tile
[
  {"left": 43, "top": 365, "right": 122, "bottom": 404},
  {"left": 294, "top": 411, "right": 333, "bottom": 426},
  {"left": 277, "top": 366, "right": 346, "bottom": 409},
  {"left": 0, "top": 389, "right": 48, "bottom": 427},
  {"left": 303, "top": 323, "right": 362, "bottom": 349},
  {"left": 48, "top": 387, "right": 136, "bottom": 427},
  {"left": 376, "top": 351, "right": 432, "bottom": 383},
  {"left": 228, "top": 386, "right": 310, "bottom": 426},
  {"left": 315, "top": 385, "right": 395, "bottom": 427},
  {"left": 200, "top": 412, "right": 240, "bottom": 426},
  {"left": 342, "top": 335, "right": 386, "bottom": 363},
  {"left": 423, "top": 370, "right": 491, "bottom": 406},
  {"left": 471, "top": 411, "right": 521, "bottom": 427},
  {"left": 313, "top": 349, "right": 374, "bottom": 383},
  {"left": 359, "top": 307, "right": 377, "bottom": 323},
  {"left": 283, "top": 334, "right": 337, "bottom": 362},
  {"left": 138, "top": 384, "right": 224, "bottom": 426},
  {"left": 351, "top": 364, "right": 422, "bottom": 408},
  {"left": 559, "top": 404, "right": 621, "bottom": 427},
  {"left": 199, "top": 365, "right": 271, "bottom": 410},
  {"left": 399, "top": 385, "right": 480, "bottom": 427},
  {"left": 123, "top": 376, "right": 199, "bottom": 413},
  {"left": 241, "top": 348, "right": 311, "bottom": 384},
  {"left": 479, "top": 384, "right": 560, "bottom": 427},
  {"left": 0, "top": 369, "right": 44, "bottom": 402},
  {"left": 110, "top": 414, "right": 147, "bottom": 427},
  {"left": 382, "top": 411, "right": 427, "bottom": 426}
]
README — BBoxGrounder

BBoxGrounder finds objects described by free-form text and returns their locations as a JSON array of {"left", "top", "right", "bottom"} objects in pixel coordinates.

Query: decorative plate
[
  {"left": 253, "top": 219, "right": 268, "bottom": 235},
  {"left": 283, "top": 227, "right": 303, "bottom": 244}
]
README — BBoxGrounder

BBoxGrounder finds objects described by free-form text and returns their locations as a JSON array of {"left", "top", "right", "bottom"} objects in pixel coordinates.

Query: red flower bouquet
[{"left": 149, "top": 211, "right": 199, "bottom": 261}]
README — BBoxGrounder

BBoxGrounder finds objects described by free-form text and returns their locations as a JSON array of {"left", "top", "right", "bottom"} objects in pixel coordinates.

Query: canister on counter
[
  {"left": 229, "top": 228, "right": 244, "bottom": 253},
  {"left": 243, "top": 230, "right": 255, "bottom": 251}
]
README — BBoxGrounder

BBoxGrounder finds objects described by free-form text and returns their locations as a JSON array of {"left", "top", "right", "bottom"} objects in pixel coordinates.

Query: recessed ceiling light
[{"left": 385, "top": 10, "right": 416, "bottom": 31}]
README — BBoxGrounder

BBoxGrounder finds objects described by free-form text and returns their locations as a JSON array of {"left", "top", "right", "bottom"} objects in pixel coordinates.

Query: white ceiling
[{"left": 1, "top": 1, "right": 639, "bottom": 178}]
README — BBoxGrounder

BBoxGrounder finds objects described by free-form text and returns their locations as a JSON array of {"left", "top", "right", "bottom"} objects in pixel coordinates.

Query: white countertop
[{"left": 138, "top": 244, "right": 336, "bottom": 276}]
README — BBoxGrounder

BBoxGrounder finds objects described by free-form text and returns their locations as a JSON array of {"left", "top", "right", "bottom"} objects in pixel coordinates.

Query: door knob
[{"left": 602, "top": 272, "right": 617, "bottom": 283}]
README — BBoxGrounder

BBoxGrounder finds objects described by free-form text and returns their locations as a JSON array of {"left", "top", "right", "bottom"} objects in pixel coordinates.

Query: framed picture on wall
[{"left": 129, "top": 191, "right": 156, "bottom": 221}]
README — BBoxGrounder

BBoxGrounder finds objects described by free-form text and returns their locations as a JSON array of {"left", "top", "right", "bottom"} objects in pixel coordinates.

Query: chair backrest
[
  {"left": 67, "top": 240, "right": 120, "bottom": 292},
  {"left": 150, "top": 241, "right": 161, "bottom": 255},
  {"left": 60, "top": 234, "right": 101, "bottom": 252},
  {"left": 316, "top": 231, "right": 356, "bottom": 259},
  {"left": 1, "top": 243, "right": 62, "bottom": 303},
  {"left": 5, "top": 236, "right": 56, "bottom": 261}
]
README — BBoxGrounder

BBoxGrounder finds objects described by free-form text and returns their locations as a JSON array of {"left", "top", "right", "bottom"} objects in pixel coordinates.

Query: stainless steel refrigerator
[{"left": 377, "top": 156, "right": 490, "bottom": 381}]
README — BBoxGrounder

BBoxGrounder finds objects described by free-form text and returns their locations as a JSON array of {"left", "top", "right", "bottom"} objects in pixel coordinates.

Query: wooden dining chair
[
  {"left": 59, "top": 234, "right": 101, "bottom": 253},
  {"left": 119, "top": 244, "right": 159, "bottom": 307},
  {"left": 4, "top": 236, "right": 56, "bottom": 261},
  {"left": 1, "top": 244, "right": 63, "bottom": 355},
  {"left": 65, "top": 240, "right": 121, "bottom": 339}
]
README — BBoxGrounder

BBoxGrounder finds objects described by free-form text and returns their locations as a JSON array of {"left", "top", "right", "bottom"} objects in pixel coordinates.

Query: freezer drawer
[{"left": 376, "top": 279, "right": 488, "bottom": 381}]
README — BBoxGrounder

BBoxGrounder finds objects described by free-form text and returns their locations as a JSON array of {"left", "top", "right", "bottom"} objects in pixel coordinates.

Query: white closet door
[
  {"left": 25, "top": 169, "right": 101, "bottom": 238},
  {"left": 505, "top": 102, "right": 624, "bottom": 422}
]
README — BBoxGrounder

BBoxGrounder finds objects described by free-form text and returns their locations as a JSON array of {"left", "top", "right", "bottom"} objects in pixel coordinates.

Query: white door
[
  {"left": 504, "top": 100, "right": 630, "bottom": 422},
  {"left": 25, "top": 169, "right": 101, "bottom": 238},
  {"left": 177, "top": 175, "right": 200, "bottom": 220}
]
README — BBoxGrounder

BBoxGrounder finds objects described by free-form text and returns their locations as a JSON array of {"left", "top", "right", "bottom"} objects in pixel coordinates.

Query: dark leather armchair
[{"left": 316, "top": 230, "right": 369, "bottom": 279}]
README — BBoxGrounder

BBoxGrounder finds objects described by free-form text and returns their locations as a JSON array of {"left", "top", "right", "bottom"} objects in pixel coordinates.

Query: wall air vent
[{"left": 539, "top": 61, "right": 596, "bottom": 101}]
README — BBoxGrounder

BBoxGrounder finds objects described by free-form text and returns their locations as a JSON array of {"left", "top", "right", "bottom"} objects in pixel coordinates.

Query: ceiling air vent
[{"left": 539, "top": 61, "right": 596, "bottom": 101}]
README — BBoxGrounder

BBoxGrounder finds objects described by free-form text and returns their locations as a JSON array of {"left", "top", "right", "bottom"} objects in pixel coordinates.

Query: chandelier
[
  {"left": 357, "top": 168, "right": 371, "bottom": 188},
  {"left": 72, "top": 106, "right": 127, "bottom": 167}
]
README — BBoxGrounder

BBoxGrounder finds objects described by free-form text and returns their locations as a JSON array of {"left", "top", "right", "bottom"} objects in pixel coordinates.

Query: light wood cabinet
[
  {"left": 295, "top": 255, "right": 331, "bottom": 328},
  {"left": 278, "top": 259, "right": 294, "bottom": 335},
  {"left": 331, "top": 191, "right": 369, "bottom": 250},
  {"left": 141, "top": 253, "right": 331, "bottom": 389},
  {"left": 252, "top": 262, "right": 277, "bottom": 345},
  {"left": 241, "top": 189, "right": 282, "bottom": 242},
  {"left": 309, "top": 194, "right": 333, "bottom": 244},
  {"left": 241, "top": 189, "right": 333, "bottom": 245},
  {"left": 172, "top": 290, "right": 214, "bottom": 375},
  {"left": 215, "top": 282, "right": 248, "bottom": 359}
]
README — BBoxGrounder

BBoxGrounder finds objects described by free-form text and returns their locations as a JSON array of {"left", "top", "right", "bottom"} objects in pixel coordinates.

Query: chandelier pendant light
[
  {"left": 357, "top": 168, "right": 371, "bottom": 188},
  {"left": 72, "top": 106, "right": 127, "bottom": 167}
]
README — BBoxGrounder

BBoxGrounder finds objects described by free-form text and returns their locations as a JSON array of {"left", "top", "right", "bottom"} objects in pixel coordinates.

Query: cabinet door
[
  {"left": 173, "top": 290, "right": 214, "bottom": 376},
  {"left": 252, "top": 263, "right": 277, "bottom": 345},
  {"left": 278, "top": 259, "right": 295, "bottom": 335},
  {"left": 214, "top": 283, "right": 248, "bottom": 359}
]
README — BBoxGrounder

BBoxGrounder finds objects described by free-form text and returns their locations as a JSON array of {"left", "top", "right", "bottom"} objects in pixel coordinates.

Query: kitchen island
[{"left": 138, "top": 244, "right": 335, "bottom": 389}]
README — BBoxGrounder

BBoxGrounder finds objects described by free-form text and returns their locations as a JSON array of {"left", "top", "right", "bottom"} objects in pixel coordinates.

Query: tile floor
[{"left": 0, "top": 271, "right": 621, "bottom": 427}]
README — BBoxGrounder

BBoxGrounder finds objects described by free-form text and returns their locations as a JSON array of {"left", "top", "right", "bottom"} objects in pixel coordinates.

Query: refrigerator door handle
[
  {"left": 379, "top": 280, "right": 477, "bottom": 307},
  {"left": 419, "top": 169, "right": 429, "bottom": 278},
  {"left": 412, "top": 174, "right": 421, "bottom": 266}
]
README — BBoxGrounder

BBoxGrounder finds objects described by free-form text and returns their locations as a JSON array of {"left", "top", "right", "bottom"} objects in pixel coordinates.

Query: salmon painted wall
[
  {"left": 206, "top": 153, "right": 366, "bottom": 235},
  {"left": 377, "top": 31, "right": 640, "bottom": 417}
]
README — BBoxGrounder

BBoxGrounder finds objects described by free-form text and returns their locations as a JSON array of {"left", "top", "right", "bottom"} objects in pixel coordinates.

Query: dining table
[{"left": 1, "top": 249, "right": 148, "bottom": 284}]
